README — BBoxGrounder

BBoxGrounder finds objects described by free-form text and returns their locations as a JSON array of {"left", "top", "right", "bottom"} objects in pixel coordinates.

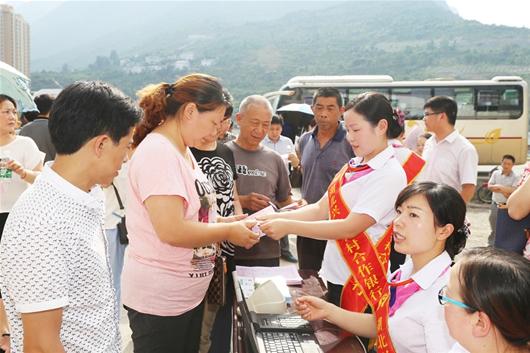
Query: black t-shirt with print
[{"left": 191, "top": 144, "right": 238, "bottom": 256}]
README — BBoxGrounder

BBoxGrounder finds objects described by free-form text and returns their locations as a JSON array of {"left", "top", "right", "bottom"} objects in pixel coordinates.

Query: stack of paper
[{"left": 235, "top": 265, "right": 303, "bottom": 303}]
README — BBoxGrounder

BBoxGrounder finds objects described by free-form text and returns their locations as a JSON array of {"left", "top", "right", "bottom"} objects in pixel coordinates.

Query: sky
[
  {"left": 445, "top": 0, "right": 530, "bottom": 29},
  {"left": 2, "top": 0, "right": 530, "bottom": 29}
]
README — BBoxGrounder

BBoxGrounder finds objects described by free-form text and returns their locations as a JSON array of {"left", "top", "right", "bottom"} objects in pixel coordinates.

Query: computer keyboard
[{"left": 261, "top": 332, "right": 303, "bottom": 353}]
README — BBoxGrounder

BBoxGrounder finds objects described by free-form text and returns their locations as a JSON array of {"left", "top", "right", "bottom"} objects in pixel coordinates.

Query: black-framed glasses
[
  {"left": 438, "top": 285, "right": 475, "bottom": 311},
  {"left": 423, "top": 111, "right": 441, "bottom": 118}
]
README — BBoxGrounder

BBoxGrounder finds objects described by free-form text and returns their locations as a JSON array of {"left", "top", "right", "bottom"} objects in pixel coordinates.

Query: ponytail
[
  {"left": 133, "top": 83, "right": 171, "bottom": 147},
  {"left": 132, "top": 74, "right": 225, "bottom": 147}
]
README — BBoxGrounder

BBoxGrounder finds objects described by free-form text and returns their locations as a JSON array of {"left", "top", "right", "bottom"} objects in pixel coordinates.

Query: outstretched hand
[
  {"left": 295, "top": 296, "right": 331, "bottom": 321},
  {"left": 228, "top": 220, "right": 260, "bottom": 249},
  {"left": 258, "top": 219, "right": 290, "bottom": 240}
]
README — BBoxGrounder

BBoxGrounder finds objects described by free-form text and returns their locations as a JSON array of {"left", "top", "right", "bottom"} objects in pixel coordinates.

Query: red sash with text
[
  {"left": 328, "top": 163, "right": 395, "bottom": 352},
  {"left": 328, "top": 152, "right": 425, "bottom": 353}
]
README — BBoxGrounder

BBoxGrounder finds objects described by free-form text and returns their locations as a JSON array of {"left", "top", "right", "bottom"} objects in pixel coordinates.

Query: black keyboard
[{"left": 261, "top": 332, "right": 303, "bottom": 353}]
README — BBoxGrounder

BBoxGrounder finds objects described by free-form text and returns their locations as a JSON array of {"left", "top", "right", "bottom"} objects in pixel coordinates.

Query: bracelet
[{"left": 1, "top": 333, "right": 9, "bottom": 337}]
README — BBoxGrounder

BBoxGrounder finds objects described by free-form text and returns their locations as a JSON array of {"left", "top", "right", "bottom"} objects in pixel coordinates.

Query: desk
[{"left": 233, "top": 270, "right": 366, "bottom": 353}]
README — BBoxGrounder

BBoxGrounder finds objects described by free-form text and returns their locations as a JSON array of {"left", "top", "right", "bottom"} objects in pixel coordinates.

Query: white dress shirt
[{"left": 419, "top": 130, "right": 478, "bottom": 192}]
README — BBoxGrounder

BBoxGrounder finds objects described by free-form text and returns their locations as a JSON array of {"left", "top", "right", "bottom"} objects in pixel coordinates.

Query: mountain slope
[{"left": 29, "top": 1, "right": 530, "bottom": 100}]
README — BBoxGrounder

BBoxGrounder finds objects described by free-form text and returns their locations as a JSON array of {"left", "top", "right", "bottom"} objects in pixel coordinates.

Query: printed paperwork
[{"left": 235, "top": 265, "right": 303, "bottom": 301}]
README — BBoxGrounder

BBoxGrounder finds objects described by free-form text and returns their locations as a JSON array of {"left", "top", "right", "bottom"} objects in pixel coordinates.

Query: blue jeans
[{"left": 105, "top": 228, "right": 126, "bottom": 309}]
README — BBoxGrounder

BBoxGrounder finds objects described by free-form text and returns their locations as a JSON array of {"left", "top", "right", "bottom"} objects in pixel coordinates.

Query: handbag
[
  {"left": 206, "top": 248, "right": 227, "bottom": 306},
  {"left": 111, "top": 183, "right": 128, "bottom": 245},
  {"left": 494, "top": 207, "right": 530, "bottom": 254},
  {"left": 289, "top": 167, "right": 302, "bottom": 188}
]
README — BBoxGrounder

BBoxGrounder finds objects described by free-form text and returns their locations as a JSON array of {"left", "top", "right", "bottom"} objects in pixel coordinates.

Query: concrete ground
[{"left": 120, "top": 200, "right": 491, "bottom": 352}]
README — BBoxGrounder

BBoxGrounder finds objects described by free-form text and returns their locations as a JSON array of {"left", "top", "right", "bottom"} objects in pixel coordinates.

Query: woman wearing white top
[
  {"left": 0, "top": 94, "right": 44, "bottom": 237},
  {"left": 0, "top": 94, "right": 44, "bottom": 352},
  {"left": 260, "top": 92, "right": 408, "bottom": 306},
  {"left": 295, "top": 182, "right": 469, "bottom": 353},
  {"left": 442, "top": 247, "right": 529, "bottom": 353}
]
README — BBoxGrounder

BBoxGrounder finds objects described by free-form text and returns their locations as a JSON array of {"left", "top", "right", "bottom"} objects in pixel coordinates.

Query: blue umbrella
[
  {"left": 0, "top": 61, "right": 37, "bottom": 113},
  {"left": 276, "top": 103, "right": 314, "bottom": 141}
]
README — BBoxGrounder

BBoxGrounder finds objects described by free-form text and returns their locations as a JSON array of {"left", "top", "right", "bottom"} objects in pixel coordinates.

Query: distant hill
[
  {"left": 28, "top": 1, "right": 530, "bottom": 100},
  {"left": 19, "top": 1, "right": 338, "bottom": 70}
]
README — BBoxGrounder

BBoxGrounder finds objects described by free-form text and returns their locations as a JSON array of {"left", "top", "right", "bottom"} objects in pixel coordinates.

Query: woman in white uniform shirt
[
  {"left": 260, "top": 92, "right": 407, "bottom": 307},
  {"left": 295, "top": 182, "right": 469, "bottom": 353}
]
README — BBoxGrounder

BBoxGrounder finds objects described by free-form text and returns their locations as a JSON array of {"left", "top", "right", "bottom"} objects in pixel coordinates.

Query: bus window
[
  {"left": 475, "top": 87, "right": 522, "bottom": 119},
  {"left": 346, "top": 88, "right": 390, "bottom": 106},
  {"left": 434, "top": 87, "right": 475, "bottom": 118},
  {"left": 277, "top": 88, "right": 349, "bottom": 107},
  {"left": 390, "top": 88, "right": 431, "bottom": 120}
]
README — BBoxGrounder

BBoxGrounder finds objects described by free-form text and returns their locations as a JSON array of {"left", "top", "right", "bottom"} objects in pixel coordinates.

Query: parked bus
[{"left": 267, "top": 75, "right": 528, "bottom": 165}]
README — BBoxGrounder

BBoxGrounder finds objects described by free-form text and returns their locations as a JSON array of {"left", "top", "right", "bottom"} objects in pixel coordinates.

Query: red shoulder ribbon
[{"left": 328, "top": 153, "right": 424, "bottom": 353}]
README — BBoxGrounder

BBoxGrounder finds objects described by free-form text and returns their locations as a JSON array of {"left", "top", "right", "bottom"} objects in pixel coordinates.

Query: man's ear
[
  {"left": 339, "top": 106, "right": 345, "bottom": 114},
  {"left": 471, "top": 311, "right": 492, "bottom": 339},
  {"left": 93, "top": 135, "right": 111, "bottom": 158},
  {"left": 236, "top": 112, "right": 243, "bottom": 125}
]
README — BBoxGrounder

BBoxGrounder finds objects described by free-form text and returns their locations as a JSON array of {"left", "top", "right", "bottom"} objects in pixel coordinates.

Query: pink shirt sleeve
[{"left": 130, "top": 135, "right": 191, "bottom": 207}]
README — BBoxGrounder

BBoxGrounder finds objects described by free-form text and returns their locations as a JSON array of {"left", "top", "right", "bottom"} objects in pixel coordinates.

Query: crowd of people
[{"left": 0, "top": 74, "right": 528, "bottom": 353}]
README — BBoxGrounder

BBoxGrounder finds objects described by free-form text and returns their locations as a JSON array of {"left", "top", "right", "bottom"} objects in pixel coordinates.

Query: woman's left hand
[
  {"left": 258, "top": 219, "right": 290, "bottom": 240},
  {"left": 217, "top": 214, "right": 248, "bottom": 223},
  {"left": 6, "top": 159, "right": 25, "bottom": 178}
]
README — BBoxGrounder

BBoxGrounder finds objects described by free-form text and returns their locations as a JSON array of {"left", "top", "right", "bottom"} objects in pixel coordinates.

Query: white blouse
[
  {"left": 320, "top": 146, "right": 407, "bottom": 284},
  {"left": 0, "top": 136, "right": 44, "bottom": 213},
  {"left": 388, "top": 251, "right": 456, "bottom": 353}
]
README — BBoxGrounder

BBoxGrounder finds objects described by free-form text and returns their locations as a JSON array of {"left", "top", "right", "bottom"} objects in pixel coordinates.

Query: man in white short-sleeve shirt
[
  {"left": 0, "top": 81, "right": 140, "bottom": 353},
  {"left": 262, "top": 114, "right": 299, "bottom": 171},
  {"left": 419, "top": 96, "right": 478, "bottom": 203}
]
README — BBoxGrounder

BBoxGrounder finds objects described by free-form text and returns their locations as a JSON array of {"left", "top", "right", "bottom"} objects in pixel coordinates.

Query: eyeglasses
[
  {"left": 423, "top": 111, "right": 441, "bottom": 118},
  {"left": 438, "top": 285, "right": 476, "bottom": 311}
]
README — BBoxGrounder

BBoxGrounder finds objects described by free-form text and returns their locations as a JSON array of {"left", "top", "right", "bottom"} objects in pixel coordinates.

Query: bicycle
[
  {"left": 476, "top": 181, "right": 493, "bottom": 203},
  {"left": 475, "top": 166, "right": 498, "bottom": 204}
]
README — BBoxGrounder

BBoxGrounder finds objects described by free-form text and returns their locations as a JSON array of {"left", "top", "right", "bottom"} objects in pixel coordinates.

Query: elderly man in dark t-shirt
[
  {"left": 296, "top": 88, "right": 355, "bottom": 271},
  {"left": 227, "top": 95, "right": 299, "bottom": 266}
]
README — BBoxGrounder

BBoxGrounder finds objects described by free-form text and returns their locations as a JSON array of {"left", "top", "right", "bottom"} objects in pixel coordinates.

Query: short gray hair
[{"left": 239, "top": 95, "right": 273, "bottom": 115}]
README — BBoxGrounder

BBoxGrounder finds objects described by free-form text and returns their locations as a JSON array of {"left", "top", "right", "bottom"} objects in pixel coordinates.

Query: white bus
[{"left": 268, "top": 75, "right": 528, "bottom": 165}]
